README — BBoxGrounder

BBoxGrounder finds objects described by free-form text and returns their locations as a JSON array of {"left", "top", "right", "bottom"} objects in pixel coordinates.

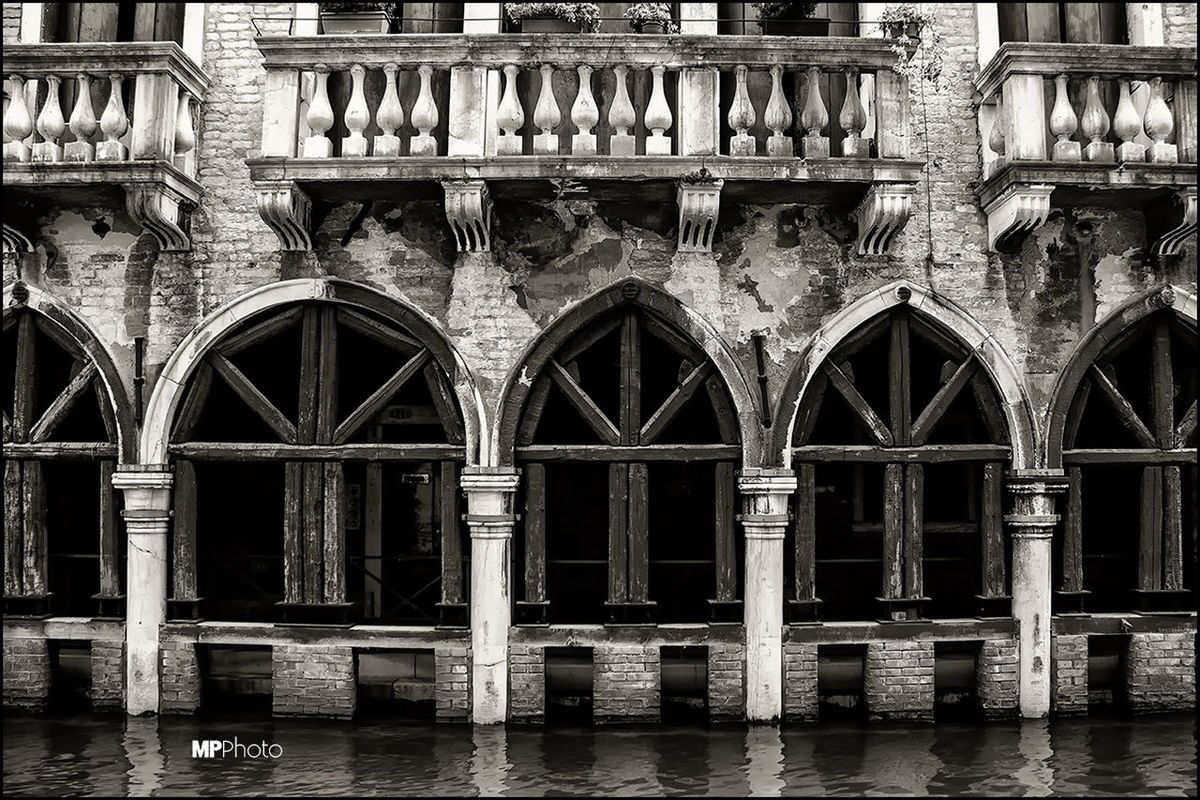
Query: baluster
[
  {"left": 33, "top": 75, "right": 65, "bottom": 162},
  {"left": 3, "top": 75, "right": 33, "bottom": 162},
  {"left": 342, "top": 64, "right": 369, "bottom": 157},
  {"left": 800, "top": 66, "right": 829, "bottom": 158},
  {"left": 532, "top": 64, "right": 559, "bottom": 155},
  {"left": 645, "top": 65, "right": 672, "bottom": 155},
  {"left": 496, "top": 64, "right": 524, "bottom": 156},
  {"left": 1175, "top": 79, "right": 1197, "bottom": 163},
  {"left": 764, "top": 65, "right": 792, "bottom": 157},
  {"left": 728, "top": 65, "right": 755, "bottom": 156},
  {"left": 1112, "top": 78, "right": 1144, "bottom": 163},
  {"left": 65, "top": 73, "right": 97, "bottom": 161},
  {"left": 410, "top": 65, "right": 439, "bottom": 157},
  {"left": 303, "top": 65, "right": 334, "bottom": 158},
  {"left": 96, "top": 73, "right": 128, "bottom": 161},
  {"left": 1081, "top": 75, "right": 1113, "bottom": 162},
  {"left": 174, "top": 89, "right": 195, "bottom": 163},
  {"left": 375, "top": 63, "right": 404, "bottom": 157},
  {"left": 840, "top": 68, "right": 869, "bottom": 158},
  {"left": 609, "top": 64, "right": 636, "bottom": 156},
  {"left": 571, "top": 65, "right": 598, "bottom": 156},
  {"left": 1144, "top": 76, "right": 1177, "bottom": 164},
  {"left": 1049, "top": 73, "right": 1080, "bottom": 161},
  {"left": 988, "top": 99, "right": 1007, "bottom": 160}
]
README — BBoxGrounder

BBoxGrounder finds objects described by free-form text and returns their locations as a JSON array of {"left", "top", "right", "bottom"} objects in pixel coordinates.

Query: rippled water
[{"left": 3, "top": 712, "right": 1195, "bottom": 797}]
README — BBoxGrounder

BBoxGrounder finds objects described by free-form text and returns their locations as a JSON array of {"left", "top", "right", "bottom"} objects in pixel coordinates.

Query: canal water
[{"left": 3, "top": 712, "right": 1195, "bottom": 797}]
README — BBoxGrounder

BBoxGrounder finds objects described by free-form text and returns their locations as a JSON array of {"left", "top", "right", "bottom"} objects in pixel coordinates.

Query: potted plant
[
  {"left": 623, "top": 3, "right": 679, "bottom": 34},
  {"left": 318, "top": 2, "right": 400, "bottom": 34},
  {"left": 754, "top": 2, "right": 827, "bottom": 37},
  {"left": 506, "top": 3, "right": 603, "bottom": 33},
  {"left": 877, "top": 4, "right": 946, "bottom": 84}
]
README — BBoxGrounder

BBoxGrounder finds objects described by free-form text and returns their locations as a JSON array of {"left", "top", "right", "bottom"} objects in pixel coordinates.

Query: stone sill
[
  {"left": 161, "top": 620, "right": 470, "bottom": 647},
  {"left": 1, "top": 616, "right": 125, "bottom": 640},
  {"left": 1051, "top": 612, "right": 1197, "bottom": 636},
  {"left": 3, "top": 41, "right": 209, "bottom": 98},
  {"left": 784, "top": 617, "right": 1017, "bottom": 644},
  {"left": 509, "top": 623, "right": 745, "bottom": 646},
  {"left": 978, "top": 160, "right": 1198, "bottom": 210}
]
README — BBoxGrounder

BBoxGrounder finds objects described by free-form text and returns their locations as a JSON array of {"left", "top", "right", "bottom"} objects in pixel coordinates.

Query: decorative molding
[
  {"left": 676, "top": 179, "right": 723, "bottom": 252},
  {"left": 442, "top": 179, "right": 492, "bottom": 252},
  {"left": 2, "top": 223, "right": 34, "bottom": 254},
  {"left": 255, "top": 181, "right": 313, "bottom": 251},
  {"left": 1151, "top": 187, "right": 1197, "bottom": 258},
  {"left": 984, "top": 183, "right": 1053, "bottom": 253},
  {"left": 855, "top": 183, "right": 915, "bottom": 255},
  {"left": 124, "top": 182, "right": 192, "bottom": 251}
]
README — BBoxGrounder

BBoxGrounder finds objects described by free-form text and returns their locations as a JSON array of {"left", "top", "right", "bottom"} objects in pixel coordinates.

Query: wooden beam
[
  {"left": 13, "top": 313, "right": 36, "bottom": 443},
  {"left": 1089, "top": 364, "right": 1157, "bottom": 448},
  {"left": 32, "top": 314, "right": 82, "bottom": 360},
  {"left": 516, "top": 376, "right": 552, "bottom": 447},
  {"left": 516, "top": 444, "right": 740, "bottom": 462},
  {"left": 440, "top": 460, "right": 464, "bottom": 604},
  {"left": 1151, "top": 317, "right": 1174, "bottom": 447},
  {"left": 323, "top": 462, "right": 345, "bottom": 604},
  {"left": 423, "top": 363, "right": 465, "bottom": 445},
  {"left": 910, "top": 358, "right": 978, "bottom": 446},
  {"left": 641, "top": 312, "right": 704, "bottom": 363},
  {"left": 1062, "top": 448, "right": 1197, "bottom": 465},
  {"left": 523, "top": 462, "right": 546, "bottom": 604},
  {"left": 209, "top": 352, "right": 298, "bottom": 444},
  {"left": 297, "top": 306, "right": 320, "bottom": 445},
  {"left": 2, "top": 442, "right": 118, "bottom": 459},
  {"left": 336, "top": 307, "right": 422, "bottom": 353},
  {"left": 822, "top": 361, "right": 894, "bottom": 447},
  {"left": 557, "top": 314, "right": 623, "bottom": 366},
  {"left": 1139, "top": 466, "right": 1163, "bottom": 591},
  {"left": 171, "top": 459, "right": 198, "bottom": 601},
  {"left": 170, "top": 442, "right": 465, "bottom": 461},
  {"left": 791, "top": 444, "right": 1011, "bottom": 463},
  {"left": 547, "top": 359, "right": 620, "bottom": 445},
  {"left": 904, "top": 463, "right": 923, "bottom": 599},
  {"left": 1, "top": 410, "right": 10, "bottom": 442},
  {"left": 171, "top": 362, "right": 212, "bottom": 442},
  {"left": 883, "top": 462, "right": 904, "bottom": 600},
  {"left": 283, "top": 462, "right": 304, "bottom": 603},
  {"left": 620, "top": 312, "right": 642, "bottom": 446},
  {"left": 93, "top": 376, "right": 118, "bottom": 444},
  {"left": 302, "top": 462, "right": 324, "bottom": 602},
  {"left": 1062, "top": 467, "right": 1084, "bottom": 593},
  {"left": 640, "top": 362, "right": 712, "bottom": 445},
  {"left": 627, "top": 462, "right": 649, "bottom": 604},
  {"left": 830, "top": 312, "right": 889, "bottom": 361},
  {"left": 316, "top": 306, "right": 339, "bottom": 444},
  {"left": 608, "top": 463, "right": 629, "bottom": 603},
  {"left": 706, "top": 376, "right": 739, "bottom": 445},
  {"left": 1061, "top": 374, "right": 1091, "bottom": 451},
  {"left": 714, "top": 461, "right": 736, "bottom": 603},
  {"left": 889, "top": 309, "right": 912, "bottom": 446},
  {"left": 217, "top": 307, "right": 303, "bottom": 357},
  {"left": 1163, "top": 465, "right": 1183, "bottom": 591},
  {"left": 332, "top": 348, "right": 430, "bottom": 445},
  {"left": 981, "top": 462, "right": 1005, "bottom": 597},
  {"left": 29, "top": 361, "right": 98, "bottom": 443},
  {"left": 364, "top": 462, "right": 383, "bottom": 617},
  {"left": 1174, "top": 401, "right": 1196, "bottom": 448},
  {"left": 4, "top": 460, "right": 23, "bottom": 596},
  {"left": 21, "top": 460, "right": 47, "bottom": 596},
  {"left": 793, "top": 370, "right": 828, "bottom": 446},
  {"left": 795, "top": 462, "right": 816, "bottom": 602}
]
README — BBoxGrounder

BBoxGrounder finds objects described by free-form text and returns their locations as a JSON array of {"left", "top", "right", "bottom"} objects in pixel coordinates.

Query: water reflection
[
  {"left": 744, "top": 726, "right": 784, "bottom": 797},
  {"left": 470, "top": 726, "right": 510, "bottom": 796},
  {"left": 1013, "top": 721, "right": 1053, "bottom": 797},
  {"left": 122, "top": 717, "right": 165, "bottom": 797}
]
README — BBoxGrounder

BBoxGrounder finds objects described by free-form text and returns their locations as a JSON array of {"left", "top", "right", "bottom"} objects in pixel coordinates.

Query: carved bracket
[
  {"left": 676, "top": 179, "right": 723, "bottom": 253},
  {"left": 1150, "top": 187, "right": 1197, "bottom": 258},
  {"left": 855, "top": 183, "right": 916, "bottom": 255},
  {"left": 256, "top": 181, "right": 313, "bottom": 251},
  {"left": 984, "top": 183, "right": 1053, "bottom": 253},
  {"left": 2, "top": 223, "right": 33, "bottom": 255},
  {"left": 124, "top": 183, "right": 193, "bottom": 251},
  {"left": 442, "top": 179, "right": 492, "bottom": 252}
]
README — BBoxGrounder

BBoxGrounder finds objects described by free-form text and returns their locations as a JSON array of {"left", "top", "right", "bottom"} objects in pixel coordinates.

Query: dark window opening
[
  {"left": 660, "top": 645, "right": 707, "bottom": 722},
  {"left": 43, "top": 3, "right": 186, "bottom": 44},
  {"left": 817, "top": 644, "right": 866, "bottom": 720},
  {"left": 356, "top": 648, "right": 436, "bottom": 719},
  {"left": 997, "top": 3, "right": 1127, "bottom": 45},
  {"left": 198, "top": 645, "right": 273, "bottom": 717},
  {"left": 1087, "top": 635, "right": 1130, "bottom": 710},
  {"left": 48, "top": 640, "right": 92, "bottom": 711},
  {"left": 934, "top": 640, "right": 979, "bottom": 720},
  {"left": 545, "top": 647, "right": 593, "bottom": 723}
]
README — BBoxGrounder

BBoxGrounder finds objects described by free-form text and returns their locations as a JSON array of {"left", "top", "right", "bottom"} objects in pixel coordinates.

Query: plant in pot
[
  {"left": 754, "top": 2, "right": 827, "bottom": 37},
  {"left": 877, "top": 4, "right": 946, "bottom": 84},
  {"left": 318, "top": 2, "right": 400, "bottom": 34},
  {"left": 623, "top": 3, "right": 679, "bottom": 34},
  {"left": 506, "top": 3, "right": 603, "bottom": 34}
]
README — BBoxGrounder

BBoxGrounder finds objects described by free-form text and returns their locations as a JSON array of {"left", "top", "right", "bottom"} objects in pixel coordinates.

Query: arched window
[
  {"left": 1053, "top": 303, "right": 1196, "bottom": 613},
  {"left": 3, "top": 303, "right": 126, "bottom": 617},
  {"left": 788, "top": 305, "right": 1013, "bottom": 622},
  {"left": 507, "top": 291, "right": 742, "bottom": 625},
  {"left": 166, "top": 300, "right": 468, "bottom": 625}
]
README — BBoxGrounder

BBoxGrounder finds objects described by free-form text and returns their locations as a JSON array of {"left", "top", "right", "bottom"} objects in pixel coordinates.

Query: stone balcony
[
  {"left": 246, "top": 33, "right": 924, "bottom": 255},
  {"left": 975, "top": 42, "right": 1196, "bottom": 255},
  {"left": 3, "top": 42, "right": 209, "bottom": 252}
]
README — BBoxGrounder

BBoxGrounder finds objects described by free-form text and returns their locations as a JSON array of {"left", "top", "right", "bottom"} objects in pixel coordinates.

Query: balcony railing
[
  {"left": 974, "top": 42, "right": 1196, "bottom": 254},
  {"left": 248, "top": 34, "right": 922, "bottom": 254},
  {"left": 2, "top": 42, "right": 209, "bottom": 251}
]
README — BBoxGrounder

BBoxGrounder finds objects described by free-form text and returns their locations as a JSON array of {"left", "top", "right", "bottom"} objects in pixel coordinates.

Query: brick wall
[
  {"left": 2, "top": 2, "right": 21, "bottom": 42},
  {"left": 90, "top": 639, "right": 125, "bottom": 710},
  {"left": 2, "top": 632, "right": 50, "bottom": 710},
  {"left": 508, "top": 644, "right": 545, "bottom": 722},
  {"left": 864, "top": 641, "right": 934, "bottom": 721},
  {"left": 160, "top": 639, "right": 202, "bottom": 714},
  {"left": 1125, "top": 631, "right": 1196, "bottom": 712},
  {"left": 783, "top": 642, "right": 819, "bottom": 722},
  {"left": 593, "top": 645, "right": 660, "bottom": 722},
  {"left": 434, "top": 645, "right": 470, "bottom": 721},
  {"left": 272, "top": 644, "right": 355, "bottom": 719},
  {"left": 1163, "top": 3, "right": 1198, "bottom": 47},
  {"left": 707, "top": 642, "right": 745, "bottom": 721},
  {"left": 976, "top": 638, "right": 1019, "bottom": 719},
  {"left": 1051, "top": 634, "right": 1088, "bottom": 715}
]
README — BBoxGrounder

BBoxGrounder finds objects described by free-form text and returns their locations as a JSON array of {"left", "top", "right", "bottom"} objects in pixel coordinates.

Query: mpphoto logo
[{"left": 192, "top": 738, "right": 283, "bottom": 759}]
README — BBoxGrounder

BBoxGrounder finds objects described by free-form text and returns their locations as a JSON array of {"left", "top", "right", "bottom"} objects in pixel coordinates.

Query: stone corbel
[
  {"left": 1150, "top": 187, "right": 1197, "bottom": 258},
  {"left": 255, "top": 180, "right": 313, "bottom": 251},
  {"left": 855, "top": 183, "right": 916, "bottom": 255},
  {"left": 442, "top": 179, "right": 492, "bottom": 252},
  {"left": 124, "top": 183, "right": 193, "bottom": 252},
  {"left": 677, "top": 179, "right": 723, "bottom": 252},
  {"left": 2, "top": 223, "right": 33, "bottom": 255},
  {"left": 984, "top": 183, "right": 1053, "bottom": 253}
]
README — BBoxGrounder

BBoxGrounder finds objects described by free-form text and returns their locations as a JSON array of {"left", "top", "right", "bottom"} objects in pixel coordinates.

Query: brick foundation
[
  {"left": 434, "top": 645, "right": 471, "bottom": 722},
  {"left": 160, "top": 639, "right": 202, "bottom": 714},
  {"left": 2, "top": 632, "right": 50, "bottom": 710},
  {"left": 864, "top": 640, "right": 934, "bottom": 720},
  {"left": 1051, "top": 634, "right": 1088, "bottom": 715},
  {"left": 1125, "top": 631, "right": 1196, "bottom": 712},
  {"left": 508, "top": 645, "right": 545, "bottom": 722},
  {"left": 976, "top": 638, "right": 1019, "bottom": 719},
  {"left": 272, "top": 644, "right": 356, "bottom": 719},
  {"left": 593, "top": 644, "right": 660, "bottom": 722},
  {"left": 90, "top": 640, "right": 125, "bottom": 710},
  {"left": 783, "top": 642, "right": 819, "bottom": 721},
  {"left": 707, "top": 642, "right": 745, "bottom": 721}
]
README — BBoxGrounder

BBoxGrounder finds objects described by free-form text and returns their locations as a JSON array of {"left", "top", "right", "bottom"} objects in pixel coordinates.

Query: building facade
[{"left": 2, "top": 2, "right": 1196, "bottom": 724}]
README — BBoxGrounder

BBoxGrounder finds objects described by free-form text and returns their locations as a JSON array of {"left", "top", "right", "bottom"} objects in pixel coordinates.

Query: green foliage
[
  {"left": 752, "top": 2, "right": 819, "bottom": 20},
  {"left": 623, "top": 3, "right": 680, "bottom": 33}
]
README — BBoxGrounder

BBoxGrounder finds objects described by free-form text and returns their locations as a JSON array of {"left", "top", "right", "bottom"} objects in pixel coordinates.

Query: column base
[
  {"left": 1131, "top": 588, "right": 1193, "bottom": 613},
  {"left": 3, "top": 594, "right": 53, "bottom": 618},
  {"left": 93, "top": 594, "right": 127, "bottom": 620},
  {"left": 875, "top": 596, "right": 930, "bottom": 621},
  {"left": 436, "top": 602, "right": 469, "bottom": 628},
  {"left": 707, "top": 599, "right": 743, "bottom": 624},
  {"left": 274, "top": 601, "right": 354, "bottom": 625},
  {"left": 605, "top": 601, "right": 657, "bottom": 625},
  {"left": 1053, "top": 589, "right": 1091, "bottom": 614},
  {"left": 514, "top": 601, "right": 550, "bottom": 626},
  {"left": 975, "top": 594, "right": 1012, "bottom": 618},
  {"left": 786, "top": 598, "right": 823, "bottom": 624}
]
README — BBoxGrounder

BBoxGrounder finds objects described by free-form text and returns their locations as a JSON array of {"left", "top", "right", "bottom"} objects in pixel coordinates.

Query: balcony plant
[
  {"left": 317, "top": 2, "right": 400, "bottom": 34},
  {"left": 753, "top": 2, "right": 827, "bottom": 37},
  {"left": 623, "top": 3, "right": 679, "bottom": 34},
  {"left": 506, "top": 3, "right": 603, "bottom": 33},
  {"left": 877, "top": 4, "right": 945, "bottom": 83}
]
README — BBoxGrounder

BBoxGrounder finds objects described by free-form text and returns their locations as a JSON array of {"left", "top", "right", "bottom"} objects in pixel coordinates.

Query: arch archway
[
  {"left": 3, "top": 282, "right": 135, "bottom": 616},
  {"left": 495, "top": 278, "right": 761, "bottom": 624},
  {"left": 1044, "top": 285, "right": 1197, "bottom": 613}
]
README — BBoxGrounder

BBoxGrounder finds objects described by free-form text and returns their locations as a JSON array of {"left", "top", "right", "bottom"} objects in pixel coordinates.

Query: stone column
[
  {"left": 112, "top": 465, "right": 173, "bottom": 716},
  {"left": 1006, "top": 469, "right": 1067, "bottom": 719},
  {"left": 739, "top": 468, "right": 796, "bottom": 723},
  {"left": 462, "top": 467, "right": 519, "bottom": 724}
]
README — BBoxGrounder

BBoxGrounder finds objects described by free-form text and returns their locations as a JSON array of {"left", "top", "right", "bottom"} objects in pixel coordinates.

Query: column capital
[
  {"left": 462, "top": 467, "right": 519, "bottom": 540},
  {"left": 737, "top": 467, "right": 797, "bottom": 496},
  {"left": 113, "top": 465, "right": 173, "bottom": 533},
  {"left": 1005, "top": 468, "right": 1069, "bottom": 494},
  {"left": 460, "top": 466, "right": 520, "bottom": 494}
]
